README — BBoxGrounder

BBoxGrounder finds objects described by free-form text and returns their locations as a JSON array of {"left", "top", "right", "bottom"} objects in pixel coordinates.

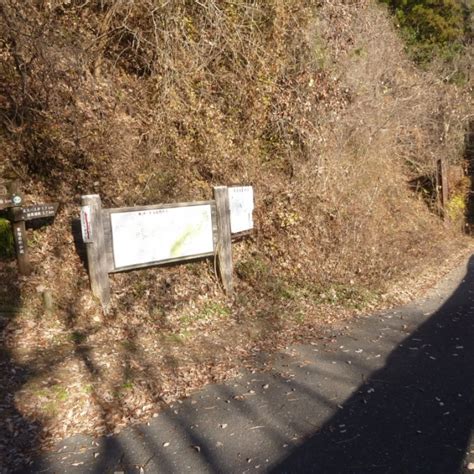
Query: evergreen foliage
[
  {"left": 0, "top": 218, "right": 14, "bottom": 259},
  {"left": 381, "top": 0, "right": 471, "bottom": 62}
]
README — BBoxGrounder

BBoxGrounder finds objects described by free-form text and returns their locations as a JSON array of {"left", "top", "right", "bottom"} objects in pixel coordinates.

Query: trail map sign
[
  {"left": 110, "top": 204, "right": 214, "bottom": 269},
  {"left": 81, "top": 185, "right": 254, "bottom": 309}
]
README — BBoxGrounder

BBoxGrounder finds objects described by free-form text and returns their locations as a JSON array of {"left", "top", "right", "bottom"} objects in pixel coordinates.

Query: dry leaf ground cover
[
  {"left": 1, "top": 237, "right": 472, "bottom": 471},
  {"left": 0, "top": 0, "right": 472, "bottom": 470}
]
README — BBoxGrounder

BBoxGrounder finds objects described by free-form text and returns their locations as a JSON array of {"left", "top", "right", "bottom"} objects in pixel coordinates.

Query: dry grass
[{"left": 0, "top": 0, "right": 472, "bottom": 468}]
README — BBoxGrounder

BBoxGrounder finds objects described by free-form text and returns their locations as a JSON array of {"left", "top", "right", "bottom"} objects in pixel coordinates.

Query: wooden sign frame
[{"left": 81, "top": 186, "right": 237, "bottom": 309}]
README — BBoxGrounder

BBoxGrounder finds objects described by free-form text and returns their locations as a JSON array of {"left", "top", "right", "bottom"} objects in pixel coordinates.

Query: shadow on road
[
  {"left": 29, "top": 256, "right": 474, "bottom": 474},
  {"left": 271, "top": 258, "right": 474, "bottom": 474}
]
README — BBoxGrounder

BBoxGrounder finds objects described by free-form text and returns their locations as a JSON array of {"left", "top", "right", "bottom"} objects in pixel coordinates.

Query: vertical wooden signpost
[
  {"left": 437, "top": 158, "right": 449, "bottom": 218},
  {"left": 0, "top": 180, "right": 59, "bottom": 275},
  {"left": 7, "top": 180, "right": 31, "bottom": 275},
  {"left": 213, "top": 186, "right": 234, "bottom": 295},
  {"left": 80, "top": 194, "right": 111, "bottom": 308}
]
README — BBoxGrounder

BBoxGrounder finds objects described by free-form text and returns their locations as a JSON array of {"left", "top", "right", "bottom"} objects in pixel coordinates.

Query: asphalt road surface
[{"left": 28, "top": 256, "right": 474, "bottom": 474}]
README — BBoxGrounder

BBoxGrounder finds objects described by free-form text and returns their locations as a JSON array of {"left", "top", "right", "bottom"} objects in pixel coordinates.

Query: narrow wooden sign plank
[{"left": 18, "top": 203, "right": 59, "bottom": 221}]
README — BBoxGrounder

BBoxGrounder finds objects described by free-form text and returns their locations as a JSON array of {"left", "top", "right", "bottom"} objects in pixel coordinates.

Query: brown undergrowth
[{"left": 0, "top": 0, "right": 472, "bottom": 468}]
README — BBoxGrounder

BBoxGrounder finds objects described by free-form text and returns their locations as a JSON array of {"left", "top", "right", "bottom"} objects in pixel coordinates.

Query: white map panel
[
  {"left": 111, "top": 205, "right": 214, "bottom": 269},
  {"left": 229, "top": 186, "right": 254, "bottom": 234}
]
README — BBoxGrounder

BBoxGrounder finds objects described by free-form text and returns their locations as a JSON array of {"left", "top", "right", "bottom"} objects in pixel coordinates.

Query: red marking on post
[{"left": 84, "top": 211, "right": 90, "bottom": 240}]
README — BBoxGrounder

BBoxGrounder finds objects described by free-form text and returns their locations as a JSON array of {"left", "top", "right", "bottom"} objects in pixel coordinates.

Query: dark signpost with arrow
[{"left": 0, "top": 179, "right": 59, "bottom": 275}]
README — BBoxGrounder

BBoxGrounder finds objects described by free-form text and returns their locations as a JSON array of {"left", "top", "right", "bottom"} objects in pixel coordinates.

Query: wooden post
[
  {"left": 437, "top": 158, "right": 449, "bottom": 217},
  {"left": 213, "top": 186, "right": 233, "bottom": 295},
  {"left": 81, "top": 194, "right": 110, "bottom": 309},
  {"left": 7, "top": 181, "right": 31, "bottom": 275}
]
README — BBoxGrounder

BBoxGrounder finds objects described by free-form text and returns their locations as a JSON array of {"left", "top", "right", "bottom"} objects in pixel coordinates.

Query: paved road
[{"left": 29, "top": 257, "right": 474, "bottom": 473}]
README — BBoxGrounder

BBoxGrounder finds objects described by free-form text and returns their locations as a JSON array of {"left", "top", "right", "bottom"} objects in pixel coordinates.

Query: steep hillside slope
[{"left": 0, "top": 0, "right": 472, "bottom": 465}]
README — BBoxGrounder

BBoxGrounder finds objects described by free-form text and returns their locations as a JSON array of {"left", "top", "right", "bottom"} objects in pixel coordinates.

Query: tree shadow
[
  {"left": 0, "top": 261, "right": 42, "bottom": 472},
  {"left": 18, "top": 254, "right": 474, "bottom": 473},
  {"left": 465, "top": 120, "right": 474, "bottom": 230},
  {"left": 28, "top": 257, "right": 473, "bottom": 473},
  {"left": 271, "top": 257, "right": 474, "bottom": 473},
  {"left": 71, "top": 218, "right": 88, "bottom": 271}
]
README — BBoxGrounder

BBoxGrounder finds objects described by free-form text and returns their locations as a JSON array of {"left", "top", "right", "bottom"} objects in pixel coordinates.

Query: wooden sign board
[
  {"left": 107, "top": 203, "right": 216, "bottom": 271},
  {"left": 17, "top": 203, "right": 59, "bottom": 221}
]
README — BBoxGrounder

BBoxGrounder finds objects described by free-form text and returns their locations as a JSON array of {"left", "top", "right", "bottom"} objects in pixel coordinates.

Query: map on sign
[
  {"left": 228, "top": 186, "right": 254, "bottom": 234},
  {"left": 110, "top": 205, "right": 214, "bottom": 269}
]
